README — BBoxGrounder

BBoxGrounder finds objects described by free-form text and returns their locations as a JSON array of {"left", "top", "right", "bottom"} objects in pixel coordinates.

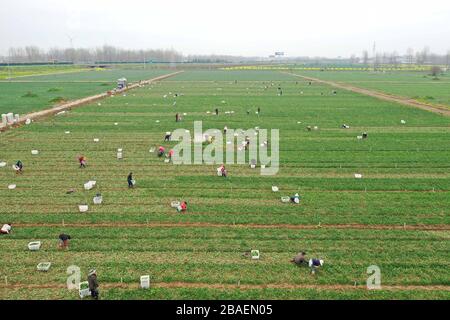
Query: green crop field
[
  {"left": 0, "top": 69, "right": 449, "bottom": 300},
  {"left": 0, "top": 67, "right": 173, "bottom": 115},
  {"left": 293, "top": 70, "right": 450, "bottom": 108}
]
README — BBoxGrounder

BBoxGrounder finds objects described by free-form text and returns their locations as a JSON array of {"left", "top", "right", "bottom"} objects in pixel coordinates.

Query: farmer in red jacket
[
  {"left": 78, "top": 156, "right": 87, "bottom": 168},
  {"left": 158, "top": 146, "right": 165, "bottom": 157},
  {"left": 177, "top": 201, "right": 187, "bottom": 212}
]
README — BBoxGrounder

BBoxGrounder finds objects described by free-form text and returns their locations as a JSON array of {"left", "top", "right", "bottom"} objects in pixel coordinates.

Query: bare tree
[
  {"left": 416, "top": 46, "right": 430, "bottom": 64},
  {"left": 406, "top": 48, "right": 414, "bottom": 64},
  {"left": 430, "top": 66, "right": 442, "bottom": 78}
]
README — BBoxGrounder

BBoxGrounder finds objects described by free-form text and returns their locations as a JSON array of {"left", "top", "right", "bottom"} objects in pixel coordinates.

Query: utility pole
[
  {"left": 66, "top": 34, "right": 75, "bottom": 63},
  {"left": 372, "top": 41, "right": 377, "bottom": 72},
  {"left": 7, "top": 49, "right": 12, "bottom": 81}
]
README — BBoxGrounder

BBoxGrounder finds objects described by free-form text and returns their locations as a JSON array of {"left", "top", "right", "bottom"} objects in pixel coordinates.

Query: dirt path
[
  {"left": 15, "top": 222, "right": 450, "bottom": 231},
  {"left": 1, "top": 281, "right": 449, "bottom": 292},
  {"left": 285, "top": 72, "right": 450, "bottom": 116},
  {"left": 0, "top": 71, "right": 183, "bottom": 132}
]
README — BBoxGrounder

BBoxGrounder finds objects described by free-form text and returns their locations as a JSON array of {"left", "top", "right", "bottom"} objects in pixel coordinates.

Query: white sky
[{"left": 1, "top": 0, "right": 450, "bottom": 57}]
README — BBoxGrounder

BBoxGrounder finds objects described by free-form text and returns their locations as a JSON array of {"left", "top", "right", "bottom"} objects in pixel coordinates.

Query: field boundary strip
[
  {"left": 1, "top": 282, "right": 449, "bottom": 292},
  {"left": 284, "top": 72, "right": 450, "bottom": 116},
  {"left": 0, "top": 68, "right": 89, "bottom": 81},
  {"left": 0, "top": 70, "right": 184, "bottom": 132},
  {"left": 14, "top": 222, "right": 450, "bottom": 231}
]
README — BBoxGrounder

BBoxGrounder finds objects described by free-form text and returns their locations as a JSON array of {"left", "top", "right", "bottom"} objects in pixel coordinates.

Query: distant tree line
[
  {"left": 1, "top": 45, "right": 449, "bottom": 66},
  {"left": 2, "top": 45, "right": 183, "bottom": 64},
  {"left": 0, "top": 45, "right": 256, "bottom": 64},
  {"left": 357, "top": 47, "right": 450, "bottom": 66}
]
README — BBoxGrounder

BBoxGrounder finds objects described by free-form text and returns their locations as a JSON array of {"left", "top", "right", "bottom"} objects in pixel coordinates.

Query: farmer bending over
[
  {"left": 218, "top": 164, "right": 227, "bottom": 177},
  {"left": 290, "top": 193, "right": 301, "bottom": 204},
  {"left": 158, "top": 146, "right": 165, "bottom": 157},
  {"left": 177, "top": 201, "right": 187, "bottom": 212},
  {"left": 309, "top": 258, "right": 324, "bottom": 274},
  {"left": 291, "top": 252, "right": 307, "bottom": 265},
  {"left": 0, "top": 223, "right": 12, "bottom": 235},
  {"left": 58, "top": 233, "right": 71, "bottom": 249},
  {"left": 15, "top": 160, "right": 23, "bottom": 174}
]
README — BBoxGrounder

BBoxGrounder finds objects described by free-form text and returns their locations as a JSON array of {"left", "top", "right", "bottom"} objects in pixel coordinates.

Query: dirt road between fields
[
  {"left": 14, "top": 222, "right": 450, "bottom": 231},
  {"left": 0, "top": 71, "right": 183, "bottom": 132},
  {"left": 285, "top": 72, "right": 450, "bottom": 116}
]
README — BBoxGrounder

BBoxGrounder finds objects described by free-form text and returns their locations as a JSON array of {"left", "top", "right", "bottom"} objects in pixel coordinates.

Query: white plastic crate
[
  {"left": 117, "top": 152, "right": 123, "bottom": 160},
  {"left": 171, "top": 201, "right": 180, "bottom": 208},
  {"left": 31, "top": 150, "right": 39, "bottom": 155},
  {"left": 93, "top": 138, "right": 99, "bottom": 142},
  {"left": 354, "top": 174, "right": 363, "bottom": 179},
  {"left": 25, "top": 118, "right": 31, "bottom": 125},
  {"left": 140, "top": 275, "right": 150, "bottom": 289},
  {"left": 357, "top": 136, "right": 363, "bottom": 140},
  {"left": 272, "top": 186, "right": 279, "bottom": 192},
  {"left": 251, "top": 250, "right": 260, "bottom": 260},
  {"left": 0, "top": 162, "right": 6, "bottom": 167},
  {"left": 79, "top": 205, "right": 89, "bottom": 213},
  {"left": 79, "top": 281, "right": 91, "bottom": 299},
  {"left": 37, "top": 262, "right": 51, "bottom": 272},
  {"left": 93, "top": 196, "right": 103, "bottom": 205},
  {"left": 28, "top": 241, "right": 41, "bottom": 251},
  {"left": 8, "top": 184, "right": 16, "bottom": 190},
  {"left": 281, "top": 196, "right": 290, "bottom": 203},
  {"left": 84, "top": 181, "right": 96, "bottom": 190},
  {"left": 164, "top": 158, "right": 170, "bottom": 163}
]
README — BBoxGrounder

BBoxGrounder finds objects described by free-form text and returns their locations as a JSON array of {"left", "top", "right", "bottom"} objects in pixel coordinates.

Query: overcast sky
[{"left": 1, "top": 0, "right": 450, "bottom": 57}]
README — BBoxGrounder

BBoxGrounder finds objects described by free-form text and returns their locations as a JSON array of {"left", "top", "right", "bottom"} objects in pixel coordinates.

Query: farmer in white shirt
[{"left": 1, "top": 223, "right": 12, "bottom": 234}]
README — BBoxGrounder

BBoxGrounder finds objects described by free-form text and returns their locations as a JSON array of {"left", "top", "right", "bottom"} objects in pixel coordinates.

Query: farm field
[
  {"left": 0, "top": 67, "right": 173, "bottom": 115},
  {"left": 0, "top": 64, "right": 86, "bottom": 80},
  {"left": 292, "top": 70, "right": 450, "bottom": 108},
  {"left": 0, "top": 69, "right": 449, "bottom": 300}
]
